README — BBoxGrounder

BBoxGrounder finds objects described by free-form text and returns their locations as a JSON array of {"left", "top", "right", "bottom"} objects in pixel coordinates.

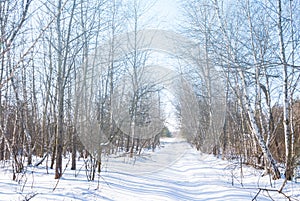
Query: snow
[{"left": 0, "top": 138, "right": 299, "bottom": 201}]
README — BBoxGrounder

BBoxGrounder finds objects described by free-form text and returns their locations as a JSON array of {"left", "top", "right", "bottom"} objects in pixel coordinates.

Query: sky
[
  {"left": 122, "top": 0, "right": 200, "bottom": 133},
  {"left": 146, "top": 0, "right": 180, "bottom": 30},
  {"left": 142, "top": 0, "right": 183, "bottom": 132}
]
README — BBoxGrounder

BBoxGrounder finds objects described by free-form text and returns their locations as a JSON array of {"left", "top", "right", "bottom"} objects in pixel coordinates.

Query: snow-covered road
[{"left": 100, "top": 138, "right": 257, "bottom": 201}]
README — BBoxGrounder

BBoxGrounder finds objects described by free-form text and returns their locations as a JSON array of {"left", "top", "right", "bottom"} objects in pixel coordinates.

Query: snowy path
[
  {"left": 100, "top": 139, "right": 256, "bottom": 201},
  {"left": 0, "top": 138, "right": 299, "bottom": 200}
]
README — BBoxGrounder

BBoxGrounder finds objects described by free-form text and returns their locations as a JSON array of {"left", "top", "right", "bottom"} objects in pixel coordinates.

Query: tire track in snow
[{"left": 101, "top": 139, "right": 256, "bottom": 201}]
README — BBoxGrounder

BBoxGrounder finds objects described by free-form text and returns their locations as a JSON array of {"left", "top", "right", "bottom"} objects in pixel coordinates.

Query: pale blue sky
[{"left": 147, "top": 0, "right": 180, "bottom": 30}]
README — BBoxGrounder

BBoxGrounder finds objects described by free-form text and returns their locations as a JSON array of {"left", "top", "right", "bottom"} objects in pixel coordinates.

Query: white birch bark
[
  {"left": 277, "top": 0, "right": 293, "bottom": 181},
  {"left": 213, "top": 0, "right": 280, "bottom": 179},
  {"left": 239, "top": 70, "right": 280, "bottom": 179}
]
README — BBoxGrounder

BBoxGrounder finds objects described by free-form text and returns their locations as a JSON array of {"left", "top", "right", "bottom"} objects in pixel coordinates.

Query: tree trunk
[
  {"left": 240, "top": 70, "right": 280, "bottom": 179},
  {"left": 277, "top": 0, "right": 293, "bottom": 181},
  {"left": 54, "top": 0, "right": 63, "bottom": 179},
  {"left": 71, "top": 128, "right": 76, "bottom": 170}
]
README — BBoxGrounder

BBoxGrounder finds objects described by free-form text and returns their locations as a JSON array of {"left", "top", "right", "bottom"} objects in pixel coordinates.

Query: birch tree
[{"left": 276, "top": 0, "right": 300, "bottom": 182}]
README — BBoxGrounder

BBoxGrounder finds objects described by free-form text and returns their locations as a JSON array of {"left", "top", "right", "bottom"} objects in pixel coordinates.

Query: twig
[
  {"left": 265, "top": 189, "right": 276, "bottom": 201},
  {"left": 21, "top": 175, "right": 28, "bottom": 193},
  {"left": 52, "top": 156, "right": 70, "bottom": 192},
  {"left": 22, "top": 192, "right": 38, "bottom": 201},
  {"left": 279, "top": 178, "right": 288, "bottom": 193},
  {"left": 252, "top": 188, "right": 261, "bottom": 201},
  {"left": 0, "top": 0, "right": 68, "bottom": 89},
  {"left": 251, "top": 187, "right": 292, "bottom": 201},
  {"left": 31, "top": 170, "right": 34, "bottom": 189},
  {"left": 19, "top": 168, "right": 28, "bottom": 193},
  {"left": 98, "top": 174, "right": 111, "bottom": 189},
  {"left": 34, "top": 153, "right": 48, "bottom": 167},
  {"left": 75, "top": 162, "right": 85, "bottom": 177}
]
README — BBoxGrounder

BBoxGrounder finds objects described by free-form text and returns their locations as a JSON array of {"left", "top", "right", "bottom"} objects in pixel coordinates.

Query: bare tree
[
  {"left": 41, "top": 0, "right": 79, "bottom": 179},
  {"left": 276, "top": 0, "right": 300, "bottom": 183}
]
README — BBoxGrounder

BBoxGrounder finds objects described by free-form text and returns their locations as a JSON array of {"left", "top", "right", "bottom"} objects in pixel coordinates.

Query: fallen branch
[
  {"left": 252, "top": 188, "right": 262, "bottom": 201},
  {"left": 22, "top": 192, "right": 38, "bottom": 201},
  {"left": 34, "top": 153, "right": 48, "bottom": 167},
  {"left": 252, "top": 187, "right": 293, "bottom": 201},
  {"left": 52, "top": 156, "right": 70, "bottom": 192}
]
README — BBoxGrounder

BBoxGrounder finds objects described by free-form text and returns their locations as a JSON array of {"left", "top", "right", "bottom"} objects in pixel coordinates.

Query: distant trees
[
  {"left": 73, "top": 0, "right": 162, "bottom": 179},
  {"left": 179, "top": 0, "right": 225, "bottom": 155}
]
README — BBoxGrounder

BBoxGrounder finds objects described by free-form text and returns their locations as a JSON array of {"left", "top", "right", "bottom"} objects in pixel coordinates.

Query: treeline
[
  {"left": 222, "top": 100, "right": 300, "bottom": 166},
  {"left": 0, "top": 0, "right": 163, "bottom": 181},
  {"left": 180, "top": 0, "right": 300, "bottom": 184}
]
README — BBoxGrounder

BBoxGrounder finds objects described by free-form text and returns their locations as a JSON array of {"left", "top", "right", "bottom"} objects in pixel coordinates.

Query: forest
[{"left": 0, "top": 0, "right": 300, "bottom": 195}]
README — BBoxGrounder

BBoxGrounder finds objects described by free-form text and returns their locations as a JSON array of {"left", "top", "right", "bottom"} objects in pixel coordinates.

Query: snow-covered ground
[{"left": 1, "top": 138, "right": 299, "bottom": 201}]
